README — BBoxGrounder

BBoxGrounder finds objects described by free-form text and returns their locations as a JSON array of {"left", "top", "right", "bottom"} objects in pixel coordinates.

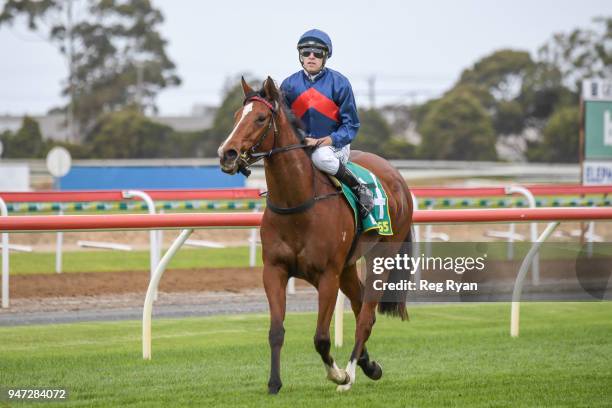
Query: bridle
[
  {"left": 236, "top": 93, "right": 341, "bottom": 214},
  {"left": 235, "top": 94, "right": 306, "bottom": 175}
]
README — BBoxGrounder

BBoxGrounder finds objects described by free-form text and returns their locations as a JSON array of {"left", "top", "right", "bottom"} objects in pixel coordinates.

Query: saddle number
[{"left": 377, "top": 220, "right": 390, "bottom": 233}]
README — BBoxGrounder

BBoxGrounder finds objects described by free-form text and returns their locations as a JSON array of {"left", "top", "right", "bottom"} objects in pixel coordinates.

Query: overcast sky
[{"left": 0, "top": 0, "right": 609, "bottom": 116}]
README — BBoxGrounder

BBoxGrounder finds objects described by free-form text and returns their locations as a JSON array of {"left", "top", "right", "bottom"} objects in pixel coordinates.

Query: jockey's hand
[{"left": 304, "top": 136, "right": 332, "bottom": 147}]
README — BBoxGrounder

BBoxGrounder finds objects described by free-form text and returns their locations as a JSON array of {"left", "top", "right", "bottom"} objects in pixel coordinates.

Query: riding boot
[{"left": 335, "top": 163, "right": 374, "bottom": 218}]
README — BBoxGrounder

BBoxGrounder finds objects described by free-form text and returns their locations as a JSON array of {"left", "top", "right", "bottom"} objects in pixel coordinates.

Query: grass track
[
  {"left": 0, "top": 303, "right": 611, "bottom": 407},
  {"left": 9, "top": 246, "right": 263, "bottom": 275}
]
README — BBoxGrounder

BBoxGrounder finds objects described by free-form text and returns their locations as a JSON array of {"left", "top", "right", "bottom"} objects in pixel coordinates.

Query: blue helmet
[{"left": 297, "top": 29, "right": 333, "bottom": 58}]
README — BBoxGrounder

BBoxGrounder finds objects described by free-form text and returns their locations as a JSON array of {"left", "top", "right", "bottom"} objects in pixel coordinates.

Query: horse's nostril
[{"left": 224, "top": 149, "right": 238, "bottom": 161}]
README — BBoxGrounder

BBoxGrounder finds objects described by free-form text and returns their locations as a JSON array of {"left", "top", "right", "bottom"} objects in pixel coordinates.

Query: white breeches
[{"left": 311, "top": 145, "right": 350, "bottom": 175}]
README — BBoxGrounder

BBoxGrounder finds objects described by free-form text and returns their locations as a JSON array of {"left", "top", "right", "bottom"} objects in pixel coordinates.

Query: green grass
[
  {"left": 0, "top": 303, "right": 610, "bottom": 407},
  {"left": 9, "top": 246, "right": 263, "bottom": 275}
]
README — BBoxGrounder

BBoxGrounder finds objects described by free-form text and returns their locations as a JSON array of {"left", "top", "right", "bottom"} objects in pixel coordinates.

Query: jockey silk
[{"left": 280, "top": 68, "right": 360, "bottom": 148}]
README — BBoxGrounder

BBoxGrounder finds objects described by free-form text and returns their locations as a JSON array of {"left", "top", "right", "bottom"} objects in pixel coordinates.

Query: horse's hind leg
[
  {"left": 340, "top": 264, "right": 383, "bottom": 382},
  {"left": 339, "top": 249, "right": 397, "bottom": 392},
  {"left": 263, "top": 265, "right": 288, "bottom": 395},
  {"left": 314, "top": 271, "right": 350, "bottom": 386}
]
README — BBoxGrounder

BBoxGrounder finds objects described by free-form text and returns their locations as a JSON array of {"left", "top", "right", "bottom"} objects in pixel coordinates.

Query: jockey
[{"left": 280, "top": 29, "right": 374, "bottom": 218}]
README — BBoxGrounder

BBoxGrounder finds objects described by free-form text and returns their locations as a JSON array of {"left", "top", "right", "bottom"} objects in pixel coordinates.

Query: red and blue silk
[{"left": 280, "top": 68, "right": 360, "bottom": 148}]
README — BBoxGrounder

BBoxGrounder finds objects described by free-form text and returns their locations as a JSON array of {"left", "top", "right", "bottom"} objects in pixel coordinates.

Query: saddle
[{"left": 329, "top": 162, "right": 393, "bottom": 236}]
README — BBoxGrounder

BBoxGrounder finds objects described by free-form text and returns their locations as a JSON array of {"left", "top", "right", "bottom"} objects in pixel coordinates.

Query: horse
[{"left": 218, "top": 77, "right": 413, "bottom": 394}]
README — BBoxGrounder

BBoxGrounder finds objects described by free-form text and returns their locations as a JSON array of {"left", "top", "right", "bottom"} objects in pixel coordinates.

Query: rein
[{"left": 240, "top": 94, "right": 341, "bottom": 215}]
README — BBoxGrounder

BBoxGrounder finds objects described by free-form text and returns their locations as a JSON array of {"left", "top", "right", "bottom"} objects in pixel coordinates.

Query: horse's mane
[
  {"left": 249, "top": 86, "right": 306, "bottom": 141},
  {"left": 279, "top": 92, "right": 307, "bottom": 143}
]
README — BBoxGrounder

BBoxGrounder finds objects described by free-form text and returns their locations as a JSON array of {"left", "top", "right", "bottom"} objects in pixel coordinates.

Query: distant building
[
  {"left": 152, "top": 105, "right": 217, "bottom": 133},
  {"left": 0, "top": 105, "right": 217, "bottom": 143},
  {"left": 0, "top": 114, "right": 72, "bottom": 142}
]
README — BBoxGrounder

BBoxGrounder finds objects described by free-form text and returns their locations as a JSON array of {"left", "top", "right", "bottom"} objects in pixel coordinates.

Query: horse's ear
[
  {"left": 263, "top": 76, "right": 280, "bottom": 102},
  {"left": 241, "top": 76, "right": 254, "bottom": 96}
]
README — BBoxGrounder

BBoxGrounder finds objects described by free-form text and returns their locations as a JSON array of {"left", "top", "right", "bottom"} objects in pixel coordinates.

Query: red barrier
[
  {"left": 411, "top": 187, "right": 506, "bottom": 197},
  {"left": 0, "top": 188, "right": 262, "bottom": 203},
  {"left": 1, "top": 207, "right": 611, "bottom": 232},
  {"left": 411, "top": 184, "right": 612, "bottom": 197},
  {"left": 414, "top": 207, "right": 612, "bottom": 222},
  {"left": 0, "top": 184, "right": 610, "bottom": 204},
  {"left": 522, "top": 184, "right": 612, "bottom": 195}
]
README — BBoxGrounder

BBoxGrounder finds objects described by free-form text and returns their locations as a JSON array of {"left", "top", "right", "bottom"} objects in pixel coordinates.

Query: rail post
[
  {"left": 334, "top": 291, "right": 344, "bottom": 348},
  {"left": 510, "top": 221, "right": 559, "bottom": 337},
  {"left": 506, "top": 186, "right": 539, "bottom": 285},
  {"left": 143, "top": 228, "right": 194, "bottom": 360},
  {"left": 411, "top": 193, "right": 422, "bottom": 283},
  {"left": 123, "top": 190, "right": 158, "bottom": 298},
  {"left": 249, "top": 204, "right": 260, "bottom": 268},
  {"left": 55, "top": 207, "right": 63, "bottom": 273},
  {"left": 0, "top": 198, "right": 8, "bottom": 308}
]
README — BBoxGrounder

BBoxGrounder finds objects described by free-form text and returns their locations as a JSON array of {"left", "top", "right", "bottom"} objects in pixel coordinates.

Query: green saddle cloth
[{"left": 338, "top": 162, "right": 393, "bottom": 236}]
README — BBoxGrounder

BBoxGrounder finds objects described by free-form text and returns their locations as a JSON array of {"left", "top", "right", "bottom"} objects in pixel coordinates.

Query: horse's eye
[{"left": 256, "top": 115, "right": 266, "bottom": 123}]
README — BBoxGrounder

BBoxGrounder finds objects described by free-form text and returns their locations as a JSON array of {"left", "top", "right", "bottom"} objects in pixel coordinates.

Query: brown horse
[{"left": 218, "top": 77, "right": 413, "bottom": 394}]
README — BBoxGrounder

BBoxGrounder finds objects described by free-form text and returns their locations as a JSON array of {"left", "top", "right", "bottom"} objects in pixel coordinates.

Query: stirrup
[
  {"left": 356, "top": 188, "right": 374, "bottom": 218},
  {"left": 357, "top": 202, "right": 371, "bottom": 218}
]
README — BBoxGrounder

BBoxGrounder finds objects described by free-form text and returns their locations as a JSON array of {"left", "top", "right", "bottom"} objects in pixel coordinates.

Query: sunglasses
[{"left": 299, "top": 48, "right": 326, "bottom": 59}]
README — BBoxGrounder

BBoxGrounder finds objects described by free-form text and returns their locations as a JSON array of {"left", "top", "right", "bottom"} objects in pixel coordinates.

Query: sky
[{"left": 0, "top": 0, "right": 609, "bottom": 116}]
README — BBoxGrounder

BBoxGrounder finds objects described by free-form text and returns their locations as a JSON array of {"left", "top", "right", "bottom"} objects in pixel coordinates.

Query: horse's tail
[{"left": 377, "top": 227, "right": 412, "bottom": 321}]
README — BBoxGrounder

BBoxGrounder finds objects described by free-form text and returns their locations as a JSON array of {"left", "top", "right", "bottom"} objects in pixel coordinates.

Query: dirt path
[{"left": 9, "top": 267, "right": 272, "bottom": 298}]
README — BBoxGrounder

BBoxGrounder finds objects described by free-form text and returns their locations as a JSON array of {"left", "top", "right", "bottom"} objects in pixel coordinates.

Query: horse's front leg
[
  {"left": 314, "top": 271, "right": 350, "bottom": 386},
  {"left": 263, "top": 265, "right": 288, "bottom": 394}
]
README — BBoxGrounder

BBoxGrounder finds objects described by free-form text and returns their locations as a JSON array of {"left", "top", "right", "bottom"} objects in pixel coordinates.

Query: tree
[
  {"left": 381, "top": 137, "right": 416, "bottom": 160},
  {"left": 350, "top": 108, "right": 416, "bottom": 159},
  {"left": 1, "top": 116, "right": 46, "bottom": 158},
  {"left": 538, "top": 16, "right": 612, "bottom": 91},
  {"left": 44, "top": 140, "right": 92, "bottom": 159},
  {"left": 0, "top": 0, "right": 180, "bottom": 138},
  {"left": 458, "top": 49, "right": 535, "bottom": 103},
  {"left": 526, "top": 106, "right": 580, "bottom": 163},
  {"left": 351, "top": 108, "right": 392, "bottom": 156},
  {"left": 85, "top": 108, "right": 172, "bottom": 158},
  {"left": 454, "top": 49, "right": 536, "bottom": 137},
  {"left": 517, "top": 61, "right": 576, "bottom": 125},
  {"left": 418, "top": 90, "right": 497, "bottom": 161},
  {"left": 164, "top": 129, "right": 211, "bottom": 158}
]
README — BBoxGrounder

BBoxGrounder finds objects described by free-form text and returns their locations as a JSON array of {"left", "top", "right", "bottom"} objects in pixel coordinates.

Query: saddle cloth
[{"left": 332, "top": 162, "right": 393, "bottom": 236}]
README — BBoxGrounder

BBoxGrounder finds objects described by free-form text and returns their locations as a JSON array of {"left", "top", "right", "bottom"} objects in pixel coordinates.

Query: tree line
[{"left": 0, "top": 1, "right": 609, "bottom": 162}]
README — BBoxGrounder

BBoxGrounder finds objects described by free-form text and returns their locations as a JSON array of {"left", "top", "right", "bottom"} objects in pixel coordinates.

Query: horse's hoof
[
  {"left": 367, "top": 361, "right": 383, "bottom": 381},
  {"left": 336, "top": 383, "right": 352, "bottom": 392},
  {"left": 335, "top": 370, "right": 353, "bottom": 391},
  {"left": 359, "top": 358, "right": 383, "bottom": 380},
  {"left": 327, "top": 368, "right": 349, "bottom": 385},
  {"left": 341, "top": 371, "right": 351, "bottom": 385},
  {"left": 268, "top": 382, "right": 282, "bottom": 395}
]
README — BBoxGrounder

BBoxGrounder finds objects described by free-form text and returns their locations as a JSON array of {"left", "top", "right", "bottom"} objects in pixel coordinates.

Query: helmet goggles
[{"left": 299, "top": 47, "right": 327, "bottom": 59}]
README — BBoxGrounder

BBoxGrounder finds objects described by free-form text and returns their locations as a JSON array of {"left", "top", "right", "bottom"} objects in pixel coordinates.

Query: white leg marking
[
  {"left": 336, "top": 359, "right": 357, "bottom": 392},
  {"left": 218, "top": 102, "right": 253, "bottom": 157},
  {"left": 325, "top": 361, "right": 347, "bottom": 384}
]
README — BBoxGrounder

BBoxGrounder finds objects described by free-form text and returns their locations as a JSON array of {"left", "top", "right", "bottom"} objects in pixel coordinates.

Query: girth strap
[{"left": 265, "top": 191, "right": 342, "bottom": 215}]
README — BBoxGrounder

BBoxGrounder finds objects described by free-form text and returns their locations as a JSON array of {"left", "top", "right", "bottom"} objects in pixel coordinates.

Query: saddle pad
[{"left": 337, "top": 162, "right": 393, "bottom": 236}]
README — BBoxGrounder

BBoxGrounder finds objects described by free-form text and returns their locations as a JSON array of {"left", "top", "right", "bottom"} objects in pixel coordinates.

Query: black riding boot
[{"left": 335, "top": 163, "right": 374, "bottom": 218}]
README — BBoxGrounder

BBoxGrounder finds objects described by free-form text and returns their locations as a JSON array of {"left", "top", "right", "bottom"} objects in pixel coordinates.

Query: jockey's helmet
[{"left": 297, "top": 29, "right": 333, "bottom": 58}]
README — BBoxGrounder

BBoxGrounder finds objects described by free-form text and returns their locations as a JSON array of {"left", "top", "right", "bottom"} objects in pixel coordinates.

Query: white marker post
[
  {"left": 46, "top": 147, "right": 72, "bottom": 274},
  {"left": 0, "top": 198, "right": 8, "bottom": 308}
]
